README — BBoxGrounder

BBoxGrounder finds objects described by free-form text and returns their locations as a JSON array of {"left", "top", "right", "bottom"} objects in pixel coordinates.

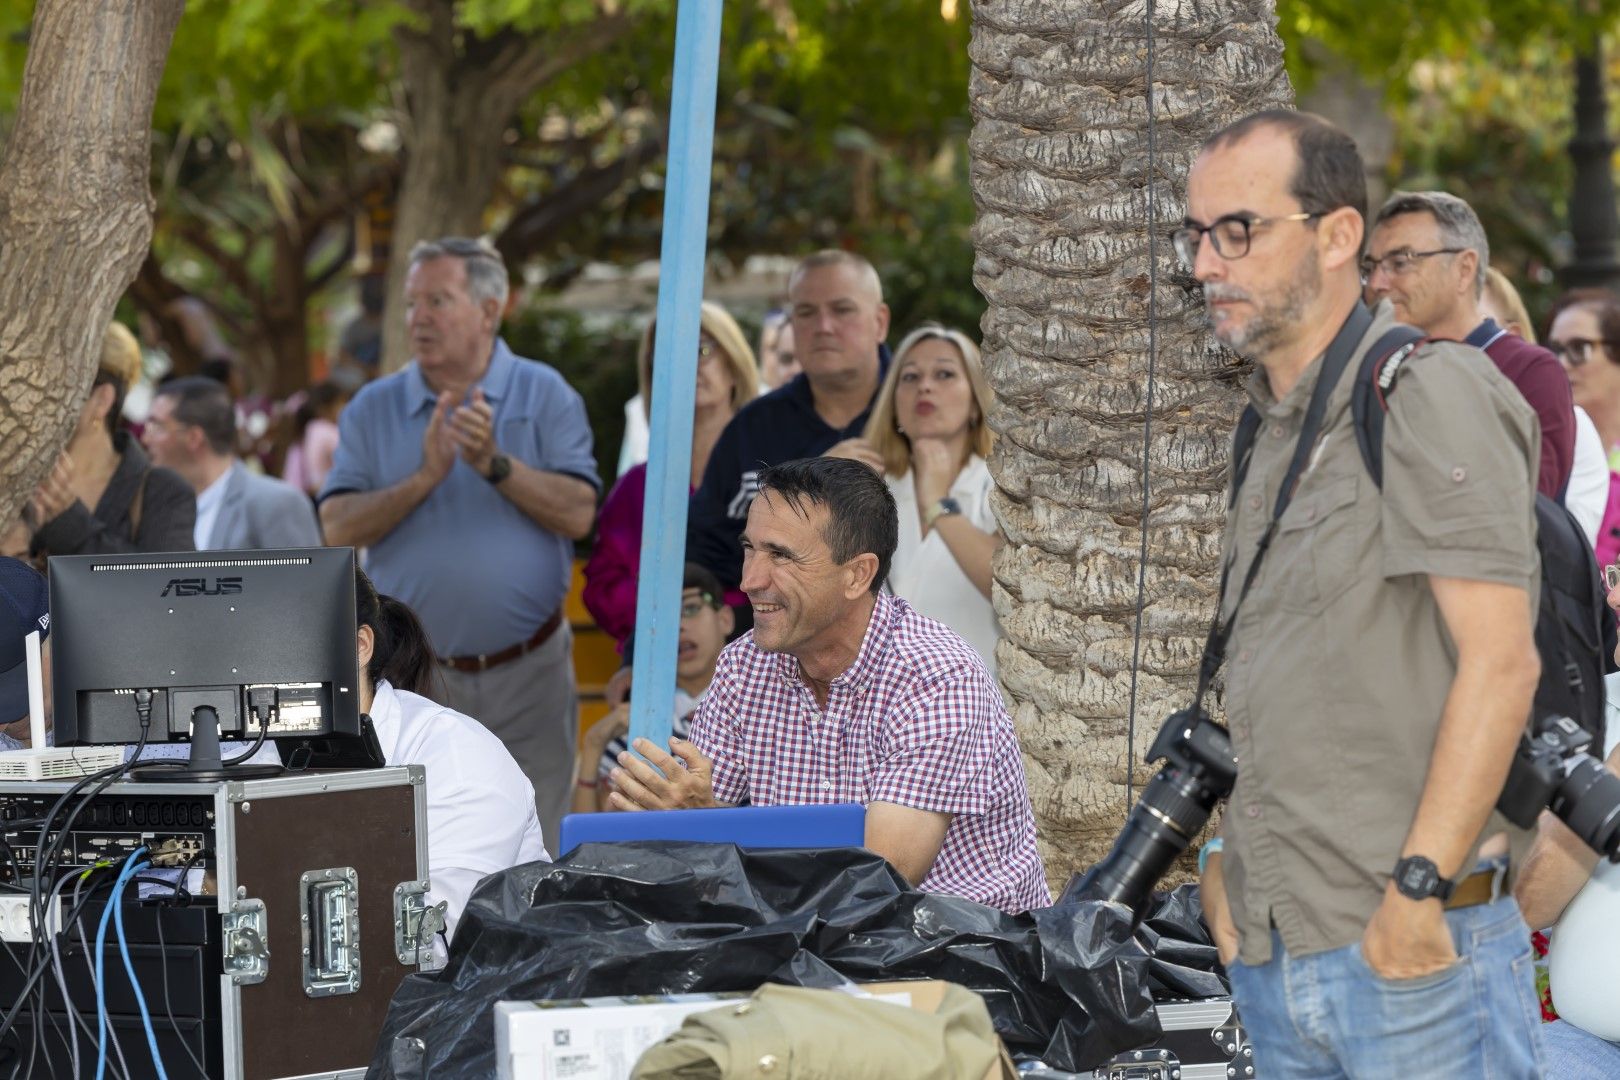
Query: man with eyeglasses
[
  {"left": 1183, "top": 110, "right": 1547, "bottom": 1077},
  {"left": 1364, "top": 190, "right": 1576, "bottom": 499},
  {"left": 320, "top": 237, "right": 601, "bottom": 853}
]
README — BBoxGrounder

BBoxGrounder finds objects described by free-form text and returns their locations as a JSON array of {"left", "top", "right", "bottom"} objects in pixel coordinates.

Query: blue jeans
[
  {"left": 1541, "top": 1019, "right": 1620, "bottom": 1079},
  {"left": 1224, "top": 898, "right": 1545, "bottom": 1079}
]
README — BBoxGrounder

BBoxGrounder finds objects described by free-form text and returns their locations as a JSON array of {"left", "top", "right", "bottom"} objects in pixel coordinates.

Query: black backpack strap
[
  {"left": 1228, "top": 405, "right": 1263, "bottom": 509},
  {"left": 1350, "top": 326, "right": 1428, "bottom": 488}
]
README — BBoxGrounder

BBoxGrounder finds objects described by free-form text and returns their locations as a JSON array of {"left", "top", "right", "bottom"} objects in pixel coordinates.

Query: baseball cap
[{"left": 0, "top": 559, "right": 50, "bottom": 725}]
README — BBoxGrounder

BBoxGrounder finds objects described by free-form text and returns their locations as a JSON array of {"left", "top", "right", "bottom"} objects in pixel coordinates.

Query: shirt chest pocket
[{"left": 1270, "top": 473, "right": 1363, "bottom": 614}]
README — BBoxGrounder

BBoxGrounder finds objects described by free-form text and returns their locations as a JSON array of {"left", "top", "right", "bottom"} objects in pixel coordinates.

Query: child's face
[{"left": 677, "top": 588, "right": 731, "bottom": 684}]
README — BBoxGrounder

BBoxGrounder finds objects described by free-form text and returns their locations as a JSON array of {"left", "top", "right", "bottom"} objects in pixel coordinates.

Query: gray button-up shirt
[
  {"left": 1219, "top": 302, "right": 1540, "bottom": 964},
  {"left": 320, "top": 338, "right": 598, "bottom": 657}
]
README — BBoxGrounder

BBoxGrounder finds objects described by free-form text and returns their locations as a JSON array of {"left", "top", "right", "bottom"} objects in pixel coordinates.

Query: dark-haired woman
[{"left": 354, "top": 569, "right": 549, "bottom": 943}]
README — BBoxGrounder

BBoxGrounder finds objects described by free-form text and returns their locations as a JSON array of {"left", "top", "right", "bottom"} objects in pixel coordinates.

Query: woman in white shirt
[
  {"left": 848, "top": 324, "right": 1002, "bottom": 675},
  {"left": 353, "top": 569, "right": 550, "bottom": 942}
]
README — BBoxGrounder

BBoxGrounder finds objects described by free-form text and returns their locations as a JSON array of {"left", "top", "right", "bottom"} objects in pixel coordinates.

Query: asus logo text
[{"left": 160, "top": 577, "right": 244, "bottom": 597}]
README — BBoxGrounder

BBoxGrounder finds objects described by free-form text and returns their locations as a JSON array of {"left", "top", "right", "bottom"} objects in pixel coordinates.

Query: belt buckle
[{"left": 475, "top": 652, "right": 490, "bottom": 672}]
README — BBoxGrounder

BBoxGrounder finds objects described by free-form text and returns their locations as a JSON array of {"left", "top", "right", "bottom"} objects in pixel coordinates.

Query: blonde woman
[
  {"left": 856, "top": 323, "right": 1001, "bottom": 675},
  {"left": 583, "top": 301, "right": 759, "bottom": 650}
]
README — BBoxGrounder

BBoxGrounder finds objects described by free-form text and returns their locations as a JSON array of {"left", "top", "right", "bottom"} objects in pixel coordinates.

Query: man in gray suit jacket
[{"left": 143, "top": 377, "right": 322, "bottom": 551}]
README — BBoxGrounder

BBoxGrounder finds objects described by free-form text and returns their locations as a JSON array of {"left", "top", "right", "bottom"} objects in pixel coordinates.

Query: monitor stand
[{"left": 132, "top": 704, "right": 283, "bottom": 782}]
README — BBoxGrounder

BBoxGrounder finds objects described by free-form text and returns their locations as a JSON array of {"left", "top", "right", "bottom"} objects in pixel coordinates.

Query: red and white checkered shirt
[{"left": 689, "top": 592, "right": 1050, "bottom": 913}]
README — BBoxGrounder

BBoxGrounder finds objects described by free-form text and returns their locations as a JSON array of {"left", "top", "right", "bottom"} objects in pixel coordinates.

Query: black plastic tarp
[{"left": 366, "top": 843, "right": 1225, "bottom": 1078}]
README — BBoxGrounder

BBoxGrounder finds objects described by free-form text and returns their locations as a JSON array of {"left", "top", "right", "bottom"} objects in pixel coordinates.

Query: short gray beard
[{"left": 1204, "top": 252, "right": 1323, "bottom": 362}]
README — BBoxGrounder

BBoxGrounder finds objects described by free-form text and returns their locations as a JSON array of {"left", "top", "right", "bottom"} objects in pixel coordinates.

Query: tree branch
[
  {"left": 175, "top": 222, "right": 263, "bottom": 309},
  {"left": 495, "top": 134, "right": 664, "bottom": 265},
  {"left": 483, "top": 15, "right": 633, "bottom": 115},
  {"left": 0, "top": 0, "right": 183, "bottom": 525}
]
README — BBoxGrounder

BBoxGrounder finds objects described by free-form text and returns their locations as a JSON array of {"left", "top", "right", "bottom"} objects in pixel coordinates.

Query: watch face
[{"left": 1397, "top": 858, "right": 1438, "bottom": 896}]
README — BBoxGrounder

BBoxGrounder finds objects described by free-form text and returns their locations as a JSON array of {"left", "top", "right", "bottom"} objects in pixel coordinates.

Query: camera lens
[
  {"left": 1550, "top": 757, "right": 1620, "bottom": 861},
  {"left": 1063, "top": 766, "right": 1223, "bottom": 914}
]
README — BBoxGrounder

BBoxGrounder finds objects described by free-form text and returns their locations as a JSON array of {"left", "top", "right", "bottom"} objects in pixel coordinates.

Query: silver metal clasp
[
  {"left": 222, "top": 899, "right": 269, "bottom": 985},
  {"left": 393, "top": 879, "right": 446, "bottom": 966}
]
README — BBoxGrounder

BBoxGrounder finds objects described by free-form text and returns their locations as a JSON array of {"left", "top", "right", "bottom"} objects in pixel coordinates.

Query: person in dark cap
[{"left": 0, "top": 558, "right": 50, "bottom": 748}]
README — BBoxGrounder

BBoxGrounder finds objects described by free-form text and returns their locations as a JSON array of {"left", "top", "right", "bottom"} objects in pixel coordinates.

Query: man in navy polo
[
  {"left": 686, "top": 250, "right": 891, "bottom": 627},
  {"left": 320, "top": 237, "right": 598, "bottom": 848}
]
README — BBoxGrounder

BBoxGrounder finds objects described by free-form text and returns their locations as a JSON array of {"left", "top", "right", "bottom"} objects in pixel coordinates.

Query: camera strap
[{"left": 1194, "top": 301, "right": 1374, "bottom": 708}]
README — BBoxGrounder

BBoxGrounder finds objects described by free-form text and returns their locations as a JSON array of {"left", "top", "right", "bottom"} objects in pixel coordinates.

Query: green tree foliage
[{"left": 1, "top": 0, "right": 977, "bottom": 393}]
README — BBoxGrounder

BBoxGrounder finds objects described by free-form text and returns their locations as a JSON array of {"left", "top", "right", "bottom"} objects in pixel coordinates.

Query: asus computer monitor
[{"left": 48, "top": 548, "right": 360, "bottom": 775}]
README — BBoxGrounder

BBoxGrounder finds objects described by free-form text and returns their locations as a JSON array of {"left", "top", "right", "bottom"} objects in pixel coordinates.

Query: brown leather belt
[
  {"left": 1444, "top": 862, "right": 1508, "bottom": 911},
  {"left": 439, "top": 610, "right": 562, "bottom": 673}
]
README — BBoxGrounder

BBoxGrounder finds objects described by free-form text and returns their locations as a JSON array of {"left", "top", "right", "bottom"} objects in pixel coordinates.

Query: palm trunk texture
[{"left": 968, "top": 0, "right": 1292, "bottom": 886}]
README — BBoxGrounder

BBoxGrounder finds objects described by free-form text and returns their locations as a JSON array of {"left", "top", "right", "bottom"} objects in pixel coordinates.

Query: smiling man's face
[{"left": 738, "top": 491, "right": 856, "bottom": 659}]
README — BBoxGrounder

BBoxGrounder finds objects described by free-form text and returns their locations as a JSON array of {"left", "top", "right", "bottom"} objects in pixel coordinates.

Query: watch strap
[{"left": 924, "top": 497, "right": 962, "bottom": 528}]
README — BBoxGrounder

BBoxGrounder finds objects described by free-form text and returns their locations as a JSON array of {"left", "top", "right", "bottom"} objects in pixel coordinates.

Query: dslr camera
[
  {"left": 1061, "top": 706, "right": 1235, "bottom": 914},
  {"left": 1067, "top": 708, "right": 1620, "bottom": 922}
]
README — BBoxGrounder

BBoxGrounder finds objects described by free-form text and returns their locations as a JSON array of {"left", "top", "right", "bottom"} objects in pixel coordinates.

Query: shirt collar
[
  {"left": 367, "top": 678, "right": 402, "bottom": 762},
  {"left": 407, "top": 337, "right": 518, "bottom": 414},
  {"left": 195, "top": 462, "right": 233, "bottom": 513},
  {"left": 1466, "top": 318, "right": 1507, "bottom": 350},
  {"left": 772, "top": 591, "right": 895, "bottom": 697}
]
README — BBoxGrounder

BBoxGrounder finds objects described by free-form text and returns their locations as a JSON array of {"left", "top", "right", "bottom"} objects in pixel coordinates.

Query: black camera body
[
  {"left": 1066, "top": 707, "right": 1620, "bottom": 924},
  {"left": 1059, "top": 707, "right": 1236, "bottom": 916},
  {"left": 1497, "top": 715, "right": 1620, "bottom": 861}
]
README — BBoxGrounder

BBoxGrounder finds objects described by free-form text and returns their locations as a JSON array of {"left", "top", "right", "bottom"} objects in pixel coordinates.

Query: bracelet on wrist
[{"left": 1197, "top": 837, "right": 1224, "bottom": 876}]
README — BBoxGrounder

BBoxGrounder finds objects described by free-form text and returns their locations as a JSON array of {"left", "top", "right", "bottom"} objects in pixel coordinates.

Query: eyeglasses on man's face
[
  {"left": 1171, "top": 212, "right": 1321, "bottom": 271},
  {"left": 1359, "top": 248, "right": 1465, "bottom": 280},
  {"left": 1548, "top": 337, "right": 1616, "bottom": 367}
]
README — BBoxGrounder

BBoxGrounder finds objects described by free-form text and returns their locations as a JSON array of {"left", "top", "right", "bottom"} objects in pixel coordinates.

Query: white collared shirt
[
  {"left": 192, "top": 466, "right": 230, "bottom": 550},
  {"left": 885, "top": 455, "right": 1001, "bottom": 677},
  {"left": 368, "top": 680, "right": 550, "bottom": 942}
]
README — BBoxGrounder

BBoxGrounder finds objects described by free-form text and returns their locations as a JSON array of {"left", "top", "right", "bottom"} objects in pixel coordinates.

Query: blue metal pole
[{"left": 628, "top": 0, "right": 724, "bottom": 758}]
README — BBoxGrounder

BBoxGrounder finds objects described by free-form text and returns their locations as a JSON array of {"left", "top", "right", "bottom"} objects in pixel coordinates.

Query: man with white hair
[{"left": 320, "top": 237, "right": 599, "bottom": 850}]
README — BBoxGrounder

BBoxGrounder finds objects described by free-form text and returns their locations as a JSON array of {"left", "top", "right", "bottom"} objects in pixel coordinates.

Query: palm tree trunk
[{"left": 968, "top": 0, "right": 1292, "bottom": 886}]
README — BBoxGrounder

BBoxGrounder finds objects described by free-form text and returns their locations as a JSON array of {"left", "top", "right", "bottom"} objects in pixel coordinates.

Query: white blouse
[
  {"left": 369, "top": 680, "right": 551, "bottom": 943},
  {"left": 885, "top": 455, "right": 1001, "bottom": 677}
]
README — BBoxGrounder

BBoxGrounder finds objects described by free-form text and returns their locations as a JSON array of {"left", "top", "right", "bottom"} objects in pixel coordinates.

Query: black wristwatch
[
  {"left": 1392, "top": 855, "right": 1456, "bottom": 902},
  {"left": 484, "top": 453, "right": 512, "bottom": 485}
]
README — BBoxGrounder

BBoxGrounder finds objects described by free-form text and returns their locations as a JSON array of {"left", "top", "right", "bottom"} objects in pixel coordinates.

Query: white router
[{"left": 0, "top": 631, "right": 123, "bottom": 781}]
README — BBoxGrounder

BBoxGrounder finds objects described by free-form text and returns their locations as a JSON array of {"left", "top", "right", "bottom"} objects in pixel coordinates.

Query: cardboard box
[{"left": 495, "top": 980, "right": 1017, "bottom": 1080}]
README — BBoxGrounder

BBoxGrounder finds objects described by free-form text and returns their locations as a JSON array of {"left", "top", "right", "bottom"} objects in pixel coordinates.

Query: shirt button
[
  {"left": 759, "top": 1055, "right": 779, "bottom": 1073},
  {"left": 821, "top": 780, "right": 832, "bottom": 792},
  {"left": 1270, "top": 425, "right": 1286, "bottom": 439},
  {"left": 1248, "top": 495, "right": 1262, "bottom": 511},
  {"left": 1246, "top": 805, "right": 1262, "bottom": 819},
  {"left": 1238, "top": 648, "right": 1252, "bottom": 663},
  {"left": 1452, "top": 466, "right": 1467, "bottom": 483}
]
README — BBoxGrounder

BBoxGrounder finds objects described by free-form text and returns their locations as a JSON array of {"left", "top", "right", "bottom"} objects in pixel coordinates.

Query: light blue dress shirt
[
  {"left": 319, "top": 339, "right": 599, "bottom": 657},
  {"left": 192, "top": 468, "right": 228, "bottom": 550}
]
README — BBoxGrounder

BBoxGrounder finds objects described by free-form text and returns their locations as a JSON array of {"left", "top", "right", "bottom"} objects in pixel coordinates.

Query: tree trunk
[
  {"left": 379, "top": 3, "right": 632, "bottom": 372},
  {"left": 0, "top": 0, "right": 183, "bottom": 527},
  {"left": 968, "top": 0, "right": 1291, "bottom": 888}
]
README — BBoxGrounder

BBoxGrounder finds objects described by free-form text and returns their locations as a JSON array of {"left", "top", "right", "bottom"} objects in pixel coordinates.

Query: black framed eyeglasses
[
  {"left": 1171, "top": 212, "right": 1321, "bottom": 270},
  {"left": 1360, "top": 248, "right": 1465, "bottom": 279},
  {"left": 1548, "top": 337, "right": 1617, "bottom": 367}
]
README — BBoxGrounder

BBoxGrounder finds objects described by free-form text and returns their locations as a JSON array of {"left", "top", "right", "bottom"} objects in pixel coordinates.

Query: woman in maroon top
[{"left": 583, "top": 302, "right": 759, "bottom": 649}]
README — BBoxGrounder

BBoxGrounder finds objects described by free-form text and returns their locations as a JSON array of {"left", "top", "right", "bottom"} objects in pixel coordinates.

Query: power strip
[{"left": 0, "top": 894, "right": 60, "bottom": 943}]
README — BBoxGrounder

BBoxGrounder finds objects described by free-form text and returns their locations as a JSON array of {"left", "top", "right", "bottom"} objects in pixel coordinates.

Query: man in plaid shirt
[{"left": 610, "top": 457, "right": 1049, "bottom": 913}]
